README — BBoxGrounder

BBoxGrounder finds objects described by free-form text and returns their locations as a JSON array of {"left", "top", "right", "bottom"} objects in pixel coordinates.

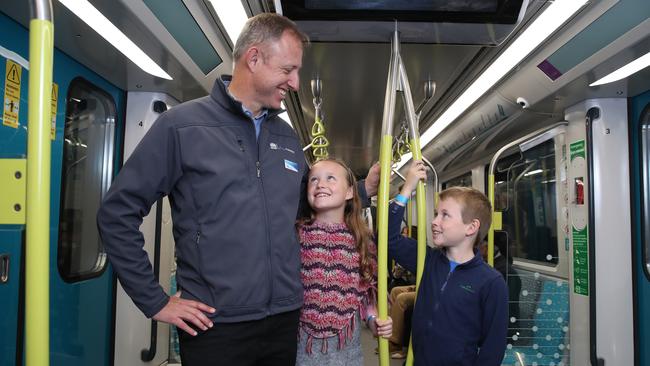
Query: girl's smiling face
[{"left": 307, "top": 160, "right": 353, "bottom": 215}]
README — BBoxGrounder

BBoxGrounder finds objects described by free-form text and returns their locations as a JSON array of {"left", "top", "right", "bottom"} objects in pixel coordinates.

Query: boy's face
[{"left": 431, "top": 197, "right": 478, "bottom": 248}]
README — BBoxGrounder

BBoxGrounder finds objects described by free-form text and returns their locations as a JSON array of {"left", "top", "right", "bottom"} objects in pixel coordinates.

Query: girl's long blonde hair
[{"left": 300, "top": 158, "right": 375, "bottom": 284}]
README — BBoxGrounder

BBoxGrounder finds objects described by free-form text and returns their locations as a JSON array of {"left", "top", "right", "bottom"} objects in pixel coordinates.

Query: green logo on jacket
[{"left": 460, "top": 284, "right": 475, "bottom": 293}]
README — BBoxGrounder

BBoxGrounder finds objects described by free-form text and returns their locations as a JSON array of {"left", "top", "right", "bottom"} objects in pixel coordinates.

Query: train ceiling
[{"left": 1, "top": 0, "right": 648, "bottom": 177}]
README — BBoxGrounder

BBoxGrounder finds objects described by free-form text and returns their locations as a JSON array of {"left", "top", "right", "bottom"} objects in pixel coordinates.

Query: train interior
[{"left": 0, "top": 0, "right": 649, "bottom": 365}]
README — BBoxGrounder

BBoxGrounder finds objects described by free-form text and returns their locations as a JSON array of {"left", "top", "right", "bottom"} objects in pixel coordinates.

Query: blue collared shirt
[
  {"left": 223, "top": 79, "right": 268, "bottom": 139},
  {"left": 242, "top": 106, "right": 268, "bottom": 140}
]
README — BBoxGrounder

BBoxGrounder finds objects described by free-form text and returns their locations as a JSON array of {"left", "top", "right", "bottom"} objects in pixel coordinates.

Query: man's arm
[
  {"left": 477, "top": 276, "right": 509, "bottom": 365},
  {"left": 360, "top": 162, "right": 380, "bottom": 205},
  {"left": 97, "top": 114, "right": 213, "bottom": 335}
]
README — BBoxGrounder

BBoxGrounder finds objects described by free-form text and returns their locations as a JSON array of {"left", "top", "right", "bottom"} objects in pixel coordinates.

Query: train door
[
  {"left": 630, "top": 89, "right": 650, "bottom": 366},
  {"left": 0, "top": 11, "right": 125, "bottom": 365},
  {"left": 492, "top": 130, "right": 572, "bottom": 366},
  {"left": 113, "top": 92, "right": 178, "bottom": 366},
  {"left": 0, "top": 13, "right": 29, "bottom": 366},
  {"left": 565, "top": 98, "right": 634, "bottom": 365},
  {"left": 53, "top": 77, "right": 121, "bottom": 366}
]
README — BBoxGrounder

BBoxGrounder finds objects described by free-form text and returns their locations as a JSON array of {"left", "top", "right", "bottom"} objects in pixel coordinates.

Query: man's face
[{"left": 251, "top": 30, "right": 303, "bottom": 110}]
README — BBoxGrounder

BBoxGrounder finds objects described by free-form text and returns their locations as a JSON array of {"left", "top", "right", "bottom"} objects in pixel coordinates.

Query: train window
[
  {"left": 442, "top": 171, "right": 472, "bottom": 189},
  {"left": 57, "top": 78, "right": 116, "bottom": 282},
  {"left": 495, "top": 139, "right": 558, "bottom": 266}
]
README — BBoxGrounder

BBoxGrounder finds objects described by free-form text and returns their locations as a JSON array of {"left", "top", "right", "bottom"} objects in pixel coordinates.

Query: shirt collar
[{"left": 223, "top": 79, "right": 268, "bottom": 120}]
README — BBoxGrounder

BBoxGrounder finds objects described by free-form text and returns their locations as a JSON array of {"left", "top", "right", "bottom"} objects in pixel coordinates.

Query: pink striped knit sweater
[{"left": 298, "top": 220, "right": 377, "bottom": 354}]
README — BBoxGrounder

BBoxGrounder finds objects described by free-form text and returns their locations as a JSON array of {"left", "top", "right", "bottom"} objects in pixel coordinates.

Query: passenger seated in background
[
  {"left": 295, "top": 158, "right": 392, "bottom": 365},
  {"left": 379, "top": 160, "right": 508, "bottom": 365},
  {"left": 480, "top": 239, "right": 507, "bottom": 278},
  {"left": 394, "top": 227, "right": 412, "bottom": 280},
  {"left": 387, "top": 284, "right": 416, "bottom": 359},
  {"left": 389, "top": 260, "right": 416, "bottom": 290},
  {"left": 483, "top": 234, "right": 523, "bottom": 339}
]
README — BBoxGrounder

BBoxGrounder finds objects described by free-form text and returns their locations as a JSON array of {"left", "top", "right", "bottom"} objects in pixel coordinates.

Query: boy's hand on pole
[{"left": 401, "top": 160, "right": 427, "bottom": 196}]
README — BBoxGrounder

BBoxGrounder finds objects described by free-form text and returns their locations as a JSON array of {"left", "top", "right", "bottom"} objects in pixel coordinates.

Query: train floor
[
  {"left": 167, "top": 325, "right": 405, "bottom": 365},
  {"left": 360, "top": 326, "right": 406, "bottom": 366}
]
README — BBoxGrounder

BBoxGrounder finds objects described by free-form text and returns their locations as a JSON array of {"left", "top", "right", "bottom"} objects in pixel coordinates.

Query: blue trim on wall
[{"left": 1, "top": 11, "right": 125, "bottom": 366}]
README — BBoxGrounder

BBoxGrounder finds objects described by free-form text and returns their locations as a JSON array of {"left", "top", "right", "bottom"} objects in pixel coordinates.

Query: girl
[{"left": 296, "top": 158, "right": 392, "bottom": 365}]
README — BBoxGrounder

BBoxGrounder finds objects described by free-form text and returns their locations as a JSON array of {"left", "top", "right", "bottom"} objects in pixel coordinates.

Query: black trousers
[{"left": 178, "top": 309, "right": 300, "bottom": 366}]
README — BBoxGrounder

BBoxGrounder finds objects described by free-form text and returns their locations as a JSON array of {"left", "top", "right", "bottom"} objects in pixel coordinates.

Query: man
[{"left": 97, "top": 13, "right": 378, "bottom": 366}]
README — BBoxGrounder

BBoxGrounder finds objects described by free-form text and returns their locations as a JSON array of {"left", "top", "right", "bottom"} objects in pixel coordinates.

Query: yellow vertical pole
[
  {"left": 404, "top": 136, "right": 425, "bottom": 366},
  {"left": 395, "top": 40, "right": 427, "bottom": 364},
  {"left": 487, "top": 174, "right": 495, "bottom": 266},
  {"left": 26, "top": 2, "right": 54, "bottom": 365},
  {"left": 375, "top": 28, "right": 401, "bottom": 366},
  {"left": 376, "top": 135, "right": 393, "bottom": 365}
]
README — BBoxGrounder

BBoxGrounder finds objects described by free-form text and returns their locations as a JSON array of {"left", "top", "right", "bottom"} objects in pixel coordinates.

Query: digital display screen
[{"left": 306, "top": 0, "right": 498, "bottom": 13}]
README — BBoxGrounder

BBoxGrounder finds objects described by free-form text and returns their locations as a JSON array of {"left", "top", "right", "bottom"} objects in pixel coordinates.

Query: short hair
[
  {"left": 233, "top": 13, "right": 309, "bottom": 61},
  {"left": 438, "top": 186, "right": 492, "bottom": 248}
]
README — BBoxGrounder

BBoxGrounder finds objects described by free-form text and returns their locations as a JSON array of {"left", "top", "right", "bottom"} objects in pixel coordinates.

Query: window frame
[{"left": 57, "top": 77, "right": 116, "bottom": 283}]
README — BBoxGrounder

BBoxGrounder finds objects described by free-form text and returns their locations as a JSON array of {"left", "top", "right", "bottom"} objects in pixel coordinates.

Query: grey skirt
[{"left": 296, "top": 312, "right": 363, "bottom": 366}]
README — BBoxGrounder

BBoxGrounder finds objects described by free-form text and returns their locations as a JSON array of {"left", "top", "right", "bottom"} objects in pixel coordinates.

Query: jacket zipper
[
  {"left": 249, "top": 125, "right": 273, "bottom": 313},
  {"left": 195, "top": 231, "right": 201, "bottom": 245},
  {"left": 440, "top": 270, "right": 453, "bottom": 293},
  {"left": 434, "top": 269, "right": 453, "bottom": 312}
]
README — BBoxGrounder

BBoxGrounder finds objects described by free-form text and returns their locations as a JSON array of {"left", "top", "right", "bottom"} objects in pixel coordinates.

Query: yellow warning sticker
[
  {"left": 51, "top": 83, "right": 58, "bottom": 140},
  {"left": 3, "top": 59, "right": 22, "bottom": 128}
]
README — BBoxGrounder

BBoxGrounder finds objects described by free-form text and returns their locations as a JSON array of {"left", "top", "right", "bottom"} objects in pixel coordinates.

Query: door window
[{"left": 57, "top": 78, "right": 116, "bottom": 282}]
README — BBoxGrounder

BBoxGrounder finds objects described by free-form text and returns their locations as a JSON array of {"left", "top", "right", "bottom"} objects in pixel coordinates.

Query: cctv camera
[{"left": 516, "top": 97, "right": 529, "bottom": 109}]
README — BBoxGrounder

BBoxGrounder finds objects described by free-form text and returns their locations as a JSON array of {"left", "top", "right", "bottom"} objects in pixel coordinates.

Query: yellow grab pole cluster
[
  {"left": 404, "top": 142, "right": 426, "bottom": 366},
  {"left": 26, "top": 13, "right": 54, "bottom": 366},
  {"left": 377, "top": 28, "right": 429, "bottom": 366}
]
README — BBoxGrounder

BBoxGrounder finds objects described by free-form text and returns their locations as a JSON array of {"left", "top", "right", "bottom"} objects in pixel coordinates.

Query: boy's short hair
[{"left": 439, "top": 187, "right": 492, "bottom": 247}]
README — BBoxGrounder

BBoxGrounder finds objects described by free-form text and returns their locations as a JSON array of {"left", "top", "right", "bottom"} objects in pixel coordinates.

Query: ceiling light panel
[{"left": 57, "top": 0, "right": 172, "bottom": 80}]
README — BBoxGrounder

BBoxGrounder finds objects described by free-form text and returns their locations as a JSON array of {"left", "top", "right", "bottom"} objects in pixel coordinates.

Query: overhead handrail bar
[
  {"left": 422, "top": 157, "right": 439, "bottom": 205},
  {"left": 392, "top": 169, "right": 406, "bottom": 182}
]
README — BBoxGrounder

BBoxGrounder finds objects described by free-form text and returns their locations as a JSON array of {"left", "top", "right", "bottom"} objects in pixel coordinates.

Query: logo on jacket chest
[
  {"left": 459, "top": 284, "right": 475, "bottom": 293},
  {"left": 269, "top": 142, "right": 295, "bottom": 154}
]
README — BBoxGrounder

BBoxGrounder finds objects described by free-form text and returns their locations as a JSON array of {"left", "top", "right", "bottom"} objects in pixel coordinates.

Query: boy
[{"left": 387, "top": 160, "right": 508, "bottom": 365}]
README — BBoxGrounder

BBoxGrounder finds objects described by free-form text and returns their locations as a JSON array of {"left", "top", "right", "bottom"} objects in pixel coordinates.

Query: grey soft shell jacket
[{"left": 97, "top": 76, "right": 311, "bottom": 321}]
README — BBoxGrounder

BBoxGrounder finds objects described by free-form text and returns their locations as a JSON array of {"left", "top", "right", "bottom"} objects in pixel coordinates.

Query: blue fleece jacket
[{"left": 388, "top": 202, "right": 508, "bottom": 366}]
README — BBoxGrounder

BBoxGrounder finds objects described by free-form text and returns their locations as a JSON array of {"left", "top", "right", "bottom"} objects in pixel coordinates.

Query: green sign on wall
[
  {"left": 570, "top": 140, "right": 585, "bottom": 161},
  {"left": 572, "top": 226, "right": 589, "bottom": 295}
]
